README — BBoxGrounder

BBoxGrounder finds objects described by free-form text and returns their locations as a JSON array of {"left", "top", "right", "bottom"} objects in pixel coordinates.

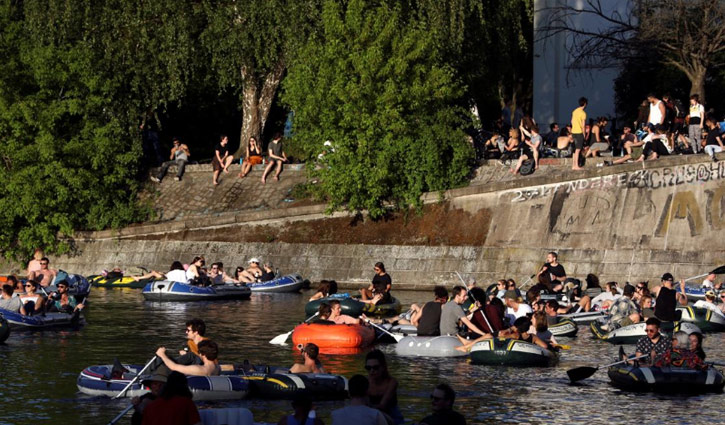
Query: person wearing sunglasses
[
  {"left": 28, "top": 257, "right": 57, "bottom": 288},
  {"left": 365, "top": 349, "right": 403, "bottom": 424},
  {"left": 19, "top": 280, "right": 45, "bottom": 315},
  {"left": 47, "top": 280, "right": 84, "bottom": 314},
  {"left": 633, "top": 317, "right": 671, "bottom": 365},
  {"left": 419, "top": 383, "right": 466, "bottom": 425}
]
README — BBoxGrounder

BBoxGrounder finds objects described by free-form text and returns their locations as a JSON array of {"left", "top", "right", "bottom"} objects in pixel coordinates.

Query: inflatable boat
[
  {"left": 676, "top": 306, "right": 725, "bottom": 333},
  {"left": 305, "top": 296, "right": 401, "bottom": 318},
  {"left": 77, "top": 364, "right": 249, "bottom": 400},
  {"left": 549, "top": 318, "right": 578, "bottom": 337},
  {"left": 590, "top": 320, "right": 701, "bottom": 344},
  {"left": 560, "top": 310, "right": 607, "bottom": 324},
  {"left": 88, "top": 274, "right": 152, "bottom": 289},
  {"left": 608, "top": 364, "right": 725, "bottom": 393},
  {"left": 675, "top": 285, "right": 710, "bottom": 302},
  {"left": 394, "top": 336, "right": 468, "bottom": 358},
  {"left": 142, "top": 281, "right": 252, "bottom": 301},
  {"left": 246, "top": 274, "right": 305, "bottom": 293},
  {"left": 469, "top": 338, "right": 558, "bottom": 367},
  {"left": 0, "top": 308, "right": 84, "bottom": 330},
  {"left": 240, "top": 365, "right": 348, "bottom": 400},
  {"left": 292, "top": 323, "right": 375, "bottom": 349},
  {"left": 50, "top": 271, "right": 92, "bottom": 303},
  {"left": 0, "top": 315, "right": 9, "bottom": 342}
]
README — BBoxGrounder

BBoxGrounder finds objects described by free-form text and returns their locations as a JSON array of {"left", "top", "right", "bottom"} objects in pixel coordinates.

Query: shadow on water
[{"left": 1, "top": 288, "right": 725, "bottom": 424}]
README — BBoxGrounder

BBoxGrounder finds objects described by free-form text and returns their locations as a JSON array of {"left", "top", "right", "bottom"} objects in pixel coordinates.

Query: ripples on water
[{"left": 1, "top": 289, "right": 724, "bottom": 424}]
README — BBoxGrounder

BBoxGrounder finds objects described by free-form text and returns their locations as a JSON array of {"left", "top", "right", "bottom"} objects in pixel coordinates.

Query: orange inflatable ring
[{"left": 292, "top": 323, "right": 376, "bottom": 349}]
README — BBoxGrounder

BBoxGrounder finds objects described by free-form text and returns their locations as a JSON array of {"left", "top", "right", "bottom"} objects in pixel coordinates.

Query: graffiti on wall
[{"left": 508, "top": 162, "right": 725, "bottom": 204}]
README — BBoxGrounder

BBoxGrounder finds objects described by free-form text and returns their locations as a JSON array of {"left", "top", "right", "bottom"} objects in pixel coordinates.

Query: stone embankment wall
[{"left": 9, "top": 155, "right": 725, "bottom": 289}]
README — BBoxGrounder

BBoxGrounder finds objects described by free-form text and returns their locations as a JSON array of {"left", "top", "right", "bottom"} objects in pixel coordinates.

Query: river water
[{"left": 1, "top": 288, "right": 724, "bottom": 425}]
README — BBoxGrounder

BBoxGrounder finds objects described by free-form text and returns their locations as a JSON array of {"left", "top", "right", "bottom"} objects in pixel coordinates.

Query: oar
[
  {"left": 112, "top": 356, "right": 157, "bottom": 399},
  {"left": 567, "top": 353, "right": 649, "bottom": 383},
  {"left": 456, "top": 271, "right": 495, "bottom": 335},
  {"left": 684, "top": 265, "right": 725, "bottom": 282},
  {"left": 107, "top": 404, "right": 134, "bottom": 425},
  {"left": 365, "top": 318, "right": 404, "bottom": 343},
  {"left": 269, "top": 313, "right": 318, "bottom": 345}
]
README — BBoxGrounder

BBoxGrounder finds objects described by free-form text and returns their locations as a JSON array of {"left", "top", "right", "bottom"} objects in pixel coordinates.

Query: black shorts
[{"left": 572, "top": 133, "right": 585, "bottom": 150}]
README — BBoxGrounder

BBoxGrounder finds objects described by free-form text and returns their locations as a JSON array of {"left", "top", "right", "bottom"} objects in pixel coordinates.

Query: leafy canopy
[{"left": 283, "top": 0, "right": 474, "bottom": 218}]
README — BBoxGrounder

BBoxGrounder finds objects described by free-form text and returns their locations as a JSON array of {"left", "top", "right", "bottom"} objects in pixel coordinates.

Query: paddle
[
  {"left": 365, "top": 318, "right": 404, "bottom": 343},
  {"left": 113, "top": 356, "right": 157, "bottom": 399},
  {"left": 107, "top": 404, "right": 135, "bottom": 425},
  {"left": 566, "top": 353, "right": 649, "bottom": 383},
  {"left": 684, "top": 265, "right": 725, "bottom": 282},
  {"left": 269, "top": 313, "right": 318, "bottom": 345},
  {"left": 456, "top": 271, "right": 495, "bottom": 335}
]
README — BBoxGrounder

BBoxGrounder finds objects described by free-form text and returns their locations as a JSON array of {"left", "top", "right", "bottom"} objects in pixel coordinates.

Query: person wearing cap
[
  {"left": 439, "top": 286, "right": 487, "bottom": 337},
  {"left": 237, "top": 258, "right": 263, "bottom": 283},
  {"left": 290, "top": 343, "right": 326, "bottom": 374},
  {"left": 603, "top": 284, "right": 640, "bottom": 331},
  {"left": 131, "top": 372, "right": 167, "bottom": 425},
  {"left": 47, "top": 280, "right": 84, "bottom": 314},
  {"left": 652, "top": 273, "right": 687, "bottom": 322},
  {"left": 693, "top": 291, "right": 722, "bottom": 315},
  {"left": 503, "top": 290, "right": 532, "bottom": 327}
]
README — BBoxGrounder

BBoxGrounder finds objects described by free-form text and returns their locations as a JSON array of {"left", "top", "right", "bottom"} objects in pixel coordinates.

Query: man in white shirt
[
  {"left": 702, "top": 272, "right": 717, "bottom": 289},
  {"left": 504, "top": 290, "right": 532, "bottom": 325},
  {"left": 332, "top": 375, "right": 387, "bottom": 425},
  {"left": 693, "top": 291, "right": 723, "bottom": 316}
]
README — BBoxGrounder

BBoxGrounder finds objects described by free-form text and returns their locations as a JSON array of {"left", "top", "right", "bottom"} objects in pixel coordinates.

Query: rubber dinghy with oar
[
  {"left": 677, "top": 306, "right": 725, "bottom": 333},
  {"left": 548, "top": 318, "right": 578, "bottom": 337},
  {"left": 674, "top": 265, "right": 725, "bottom": 301},
  {"left": 470, "top": 338, "right": 558, "bottom": 367},
  {"left": 590, "top": 320, "right": 701, "bottom": 344},
  {"left": 607, "top": 363, "right": 725, "bottom": 393},
  {"left": 239, "top": 364, "right": 348, "bottom": 400},
  {"left": 77, "top": 363, "right": 250, "bottom": 400}
]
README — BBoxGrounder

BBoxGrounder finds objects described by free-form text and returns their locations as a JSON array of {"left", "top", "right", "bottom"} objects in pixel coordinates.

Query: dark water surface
[{"left": 1, "top": 288, "right": 724, "bottom": 425}]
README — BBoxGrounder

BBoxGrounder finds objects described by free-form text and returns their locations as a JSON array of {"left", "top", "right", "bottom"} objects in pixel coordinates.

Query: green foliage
[
  {"left": 283, "top": 0, "right": 474, "bottom": 218},
  {"left": 0, "top": 0, "right": 200, "bottom": 261}
]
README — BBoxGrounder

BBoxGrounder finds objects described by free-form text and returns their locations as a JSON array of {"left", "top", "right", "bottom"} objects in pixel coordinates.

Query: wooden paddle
[{"left": 567, "top": 353, "right": 649, "bottom": 383}]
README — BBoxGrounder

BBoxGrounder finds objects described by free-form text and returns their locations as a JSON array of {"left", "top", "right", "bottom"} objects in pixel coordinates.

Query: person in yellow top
[{"left": 571, "top": 97, "right": 588, "bottom": 171}]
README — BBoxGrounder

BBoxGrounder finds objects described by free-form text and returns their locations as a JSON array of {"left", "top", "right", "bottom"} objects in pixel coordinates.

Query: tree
[
  {"left": 538, "top": 0, "right": 725, "bottom": 104},
  {"left": 283, "top": 0, "right": 474, "bottom": 218},
  {"left": 201, "top": 0, "right": 320, "bottom": 157},
  {"left": 0, "top": 0, "right": 201, "bottom": 261}
]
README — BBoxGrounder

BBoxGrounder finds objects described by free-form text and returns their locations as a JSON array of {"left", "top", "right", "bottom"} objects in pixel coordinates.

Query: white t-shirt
[
  {"left": 591, "top": 291, "right": 622, "bottom": 309},
  {"left": 693, "top": 300, "right": 721, "bottom": 314},
  {"left": 167, "top": 269, "right": 188, "bottom": 283},
  {"left": 702, "top": 278, "right": 715, "bottom": 289},
  {"left": 332, "top": 405, "right": 387, "bottom": 425},
  {"left": 505, "top": 303, "right": 533, "bottom": 325}
]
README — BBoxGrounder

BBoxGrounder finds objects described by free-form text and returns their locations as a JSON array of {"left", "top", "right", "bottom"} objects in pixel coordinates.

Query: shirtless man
[
  {"left": 155, "top": 339, "right": 220, "bottom": 376},
  {"left": 26, "top": 248, "right": 44, "bottom": 278},
  {"left": 290, "top": 343, "right": 326, "bottom": 374},
  {"left": 29, "top": 257, "right": 57, "bottom": 288},
  {"left": 238, "top": 258, "right": 263, "bottom": 283}
]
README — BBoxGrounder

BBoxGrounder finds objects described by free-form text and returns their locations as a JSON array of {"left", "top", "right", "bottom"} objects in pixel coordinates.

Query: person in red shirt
[{"left": 142, "top": 371, "right": 201, "bottom": 425}]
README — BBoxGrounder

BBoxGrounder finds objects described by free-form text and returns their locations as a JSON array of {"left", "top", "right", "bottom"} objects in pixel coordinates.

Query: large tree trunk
[
  {"left": 689, "top": 68, "right": 707, "bottom": 106},
  {"left": 235, "top": 60, "right": 286, "bottom": 158}
]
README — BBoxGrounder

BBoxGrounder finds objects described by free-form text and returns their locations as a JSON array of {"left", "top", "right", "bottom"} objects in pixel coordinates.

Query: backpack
[{"left": 519, "top": 159, "right": 535, "bottom": 175}]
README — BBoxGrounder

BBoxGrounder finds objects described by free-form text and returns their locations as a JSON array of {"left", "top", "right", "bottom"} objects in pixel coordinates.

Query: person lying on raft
[
  {"left": 653, "top": 331, "right": 707, "bottom": 370},
  {"left": 290, "top": 343, "right": 326, "bottom": 374},
  {"left": 155, "top": 340, "right": 221, "bottom": 376},
  {"left": 309, "top": 280, "right": 338, "bottom": 301}
]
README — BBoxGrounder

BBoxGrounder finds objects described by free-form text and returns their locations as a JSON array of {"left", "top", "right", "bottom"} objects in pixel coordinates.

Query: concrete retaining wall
[{"left": 6, "top": 155, "right": 724, "bottom": 289}]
